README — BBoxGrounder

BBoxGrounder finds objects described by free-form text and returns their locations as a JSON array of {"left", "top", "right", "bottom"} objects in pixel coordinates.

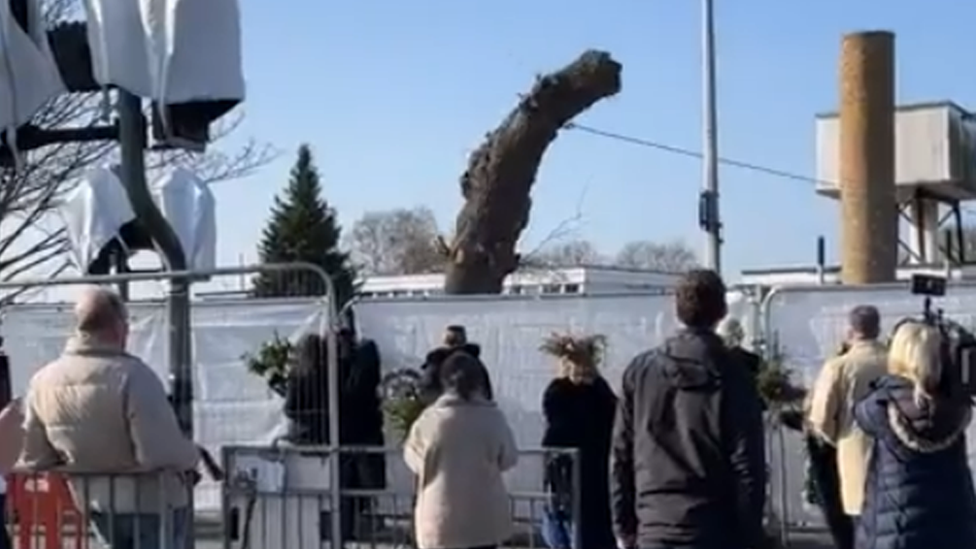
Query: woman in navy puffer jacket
[{"left": 855, "top": 321, "right": 976, "bottom": 549}]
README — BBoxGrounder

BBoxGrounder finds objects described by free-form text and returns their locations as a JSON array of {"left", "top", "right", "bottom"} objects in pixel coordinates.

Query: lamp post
[{"left": 700, "top": 0, "right": 722, "bottom": 274}]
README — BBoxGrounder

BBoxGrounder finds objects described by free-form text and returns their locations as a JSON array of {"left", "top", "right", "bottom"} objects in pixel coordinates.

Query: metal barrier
[
  {"left": 0, "top": 262, "right": 344, "bottom": 548},
  {"left": 221, "top": 445, "right": 580, "bottom": 549},
  {"left": 4, "top": 470, "right": 195, "bottom": 549}
]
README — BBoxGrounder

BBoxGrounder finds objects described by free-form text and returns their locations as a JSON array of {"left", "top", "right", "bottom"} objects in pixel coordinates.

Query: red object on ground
[{"left": 6, "top": 473, "right": 87, "bottom": 549}]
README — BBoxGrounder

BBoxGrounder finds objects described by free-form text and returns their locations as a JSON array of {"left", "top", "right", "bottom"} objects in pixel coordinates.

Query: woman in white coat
[{"left": 404, "top": 351, "right": 518, "bottom": 549}]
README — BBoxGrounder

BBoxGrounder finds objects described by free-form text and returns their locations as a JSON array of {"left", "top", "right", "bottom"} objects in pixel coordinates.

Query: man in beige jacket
[
  {"left": 19, "top": 287, "right": 199, "bottom": 549},
  {"left": 808, "top": 305, "right": 888, "bottom": 525}
]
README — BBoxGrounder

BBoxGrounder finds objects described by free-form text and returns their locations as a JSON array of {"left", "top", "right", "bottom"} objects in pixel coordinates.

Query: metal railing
[{"left": 221, "top": 445, "right": 581, "bottom": 549}]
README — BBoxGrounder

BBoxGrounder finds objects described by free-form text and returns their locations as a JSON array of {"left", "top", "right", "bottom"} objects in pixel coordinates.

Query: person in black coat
[
  {"left": 540, "top": 333, "right": 617, "bottom": 549},
  {"left": 419, "top": 325, "right": 493, "bottom": 403},
  {"left": 717, "top": 317, "right": 762, "bottom": 377},
  {"left": 283, "top": 333, "right": 328, "bottom": 445},
  {"left": 611, "top": 270, "right": 767, "bottom": 549},
  {"left": 336, "top": 328, "right": 387, "bottom": 538}
]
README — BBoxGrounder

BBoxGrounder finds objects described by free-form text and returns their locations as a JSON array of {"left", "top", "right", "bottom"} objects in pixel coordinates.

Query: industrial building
[{"left": 358, "top": 265, "right": 681, "bottom": 298}]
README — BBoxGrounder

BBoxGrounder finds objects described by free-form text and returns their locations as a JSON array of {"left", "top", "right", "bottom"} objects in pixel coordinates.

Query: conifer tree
[{"left": 253, "top": 144, "right": 356, "bottom": 305}]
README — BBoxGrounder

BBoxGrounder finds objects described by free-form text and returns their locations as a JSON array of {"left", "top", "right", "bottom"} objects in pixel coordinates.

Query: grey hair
[
  {"left": 849, "top": 305, "right": 881, "bottom": 339},
  {"left": 74, "top": 286, "right": 127, "bottom": 336},
  {"left": 716, "top": 317, "right": 745, "bottom": 348}
]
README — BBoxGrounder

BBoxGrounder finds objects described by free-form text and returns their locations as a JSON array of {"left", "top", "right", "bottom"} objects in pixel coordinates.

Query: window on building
[
  {"left": 508, "top": 285, "right": 523, "bottom": 295},
  {"left": 564, "top": 283, "right": 580, "bottom": 294},
  {"left": 542, "top": 284, "right": 561, "bottom": 294}
]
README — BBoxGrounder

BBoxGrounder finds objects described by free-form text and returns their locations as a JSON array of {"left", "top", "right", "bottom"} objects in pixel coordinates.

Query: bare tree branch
[
  {"left": 614, "top": 240, "right": 698, "bottom": 272},
  {"left": 345, "top": 206, "right": 444, "bottom": 275},
  {"left": 0, "top": 261, "right": 71, "bottom": 306},
  {"left": 523, "top": 239, "right": 604, "bottom": 269},
  {"left": 518, "top": 187, "right": 589, "bottom": 266}
]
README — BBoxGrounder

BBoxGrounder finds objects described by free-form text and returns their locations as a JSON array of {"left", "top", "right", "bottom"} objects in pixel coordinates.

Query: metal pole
[
  {"left": 702, "top": 0, "right": 722, "bottom": 274},
  {"left": 117, "top": 89, "right": 194, "bottom": 549}
]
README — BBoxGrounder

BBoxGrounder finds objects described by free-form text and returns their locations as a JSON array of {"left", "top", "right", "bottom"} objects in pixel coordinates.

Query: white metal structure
[
  {"left": 815, "top": 101, "right": 976, "bottom": 265},
  {"left": 739, "top": 263, "right": 972, "bottom": 287},
  {"left": 358, "top": 266, "right": 681, "bottom": 298}
]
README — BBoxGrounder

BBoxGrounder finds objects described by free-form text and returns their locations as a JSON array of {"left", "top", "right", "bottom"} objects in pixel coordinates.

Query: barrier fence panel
[
  {"left": 4, "top": 469, "right": 195, "bottom": 549},
  {"left": 221, "top": 445, "right": 580, "bottom": 549},
  {"left": 0, "top": 263, "right": 343, "bottom": 546},
  {"left": 761, "top": 281, "right": 976, "bottom": 533}
]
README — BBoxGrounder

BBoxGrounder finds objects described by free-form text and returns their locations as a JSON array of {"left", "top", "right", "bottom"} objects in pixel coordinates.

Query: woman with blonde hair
[
  {"left": 854, "top": 321, "right": 976, "bottom": 549},
  {"left": 540, "top": 333, "right": 617, "bottom": 549}
]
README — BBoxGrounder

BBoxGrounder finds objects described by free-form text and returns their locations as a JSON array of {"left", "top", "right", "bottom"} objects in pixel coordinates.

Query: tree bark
[{"left": 442, "top": 50, "right": 622, "bottom": 294}]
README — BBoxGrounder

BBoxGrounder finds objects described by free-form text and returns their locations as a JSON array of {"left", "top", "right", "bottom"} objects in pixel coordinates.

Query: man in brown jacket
[{"left": 20, "top": 287, "right": 198, "bottom": 549}]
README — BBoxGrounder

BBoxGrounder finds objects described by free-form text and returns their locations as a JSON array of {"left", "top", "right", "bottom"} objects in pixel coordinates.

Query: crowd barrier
[
  {"left": 221, "top": 445, "right": 581, "bottom": 549},
  {"left": 4, "top": 470, "right": 193, "bottom": 549}
]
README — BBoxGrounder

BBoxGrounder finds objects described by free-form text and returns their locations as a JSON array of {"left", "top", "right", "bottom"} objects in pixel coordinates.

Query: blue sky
[{"left": 211, "top": 0, "right": 976, "bottom": 280}]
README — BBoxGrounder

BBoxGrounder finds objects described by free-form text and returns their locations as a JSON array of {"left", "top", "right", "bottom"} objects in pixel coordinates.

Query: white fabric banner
[{"left": 353, "top": 291, "right": 756, "bottom": 497}]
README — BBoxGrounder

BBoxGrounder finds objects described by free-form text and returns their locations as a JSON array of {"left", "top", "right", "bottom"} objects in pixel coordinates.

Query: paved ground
[
  {"left": 22, "top": 533, "right": 836, "bottom": 548},
  {"left": 19, "top": 523, "right": 838, "bottom": 548}
]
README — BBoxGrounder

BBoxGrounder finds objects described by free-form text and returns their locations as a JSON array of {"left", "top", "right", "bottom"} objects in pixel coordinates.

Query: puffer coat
[{"left": 854, "top": 374, "right": 976, "bottom": 549}]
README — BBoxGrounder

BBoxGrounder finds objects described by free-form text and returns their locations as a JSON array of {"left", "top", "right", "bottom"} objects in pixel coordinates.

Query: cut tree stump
[{"left": 442, "top": 50, "right": 622, "bottom": 294}]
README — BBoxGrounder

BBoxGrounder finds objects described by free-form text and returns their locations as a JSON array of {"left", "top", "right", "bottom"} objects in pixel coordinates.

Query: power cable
[
  {"left": 563, "top": 122, "right": 976, "bottom": 217},
  {"left": 564, "top": 122, "right": 831, "bottom": 186}
]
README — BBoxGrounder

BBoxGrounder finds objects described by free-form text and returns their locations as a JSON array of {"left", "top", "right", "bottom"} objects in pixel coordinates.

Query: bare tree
[
  {"left": 0, "top": 1, "right": 275, "bottom": 303},
  {"left": 346, "top": 206, "right": 444, "bottom": 275},
  {"left": 529, "top": 239, "right": 604, "bottom": 268},
  {"left": 441, "top": 50, "right": 622, "bottom": 294},
  {"left": 614, "top": 240, "right": 698, "bottom": 272}
]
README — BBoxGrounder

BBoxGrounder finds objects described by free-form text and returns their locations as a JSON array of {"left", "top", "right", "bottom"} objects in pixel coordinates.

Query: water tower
[
  {"left": 815, "top": 33, "right": 976, "bottom": 279},
  {"left": 817, "top": 101, "right": 976, "bottom": 268}
]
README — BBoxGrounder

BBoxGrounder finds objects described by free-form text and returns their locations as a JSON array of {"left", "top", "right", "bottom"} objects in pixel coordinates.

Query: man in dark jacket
[
  {"left": 610, "top": 269, "right": 767, "bottom": 549},
  {"left": 419, "top": 325, "right": 493, "bottom": 402}
]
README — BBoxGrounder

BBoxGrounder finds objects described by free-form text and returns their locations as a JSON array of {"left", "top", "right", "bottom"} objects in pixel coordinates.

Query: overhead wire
[
  {"left": 562, "top": 121, "right": 976, "bottom": 217},
  {"left": 563, "top": 122, "right": 832, "bottom": 186}
]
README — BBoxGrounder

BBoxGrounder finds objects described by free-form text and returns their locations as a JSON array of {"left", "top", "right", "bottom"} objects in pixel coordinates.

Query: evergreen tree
[{"left": 253, "top": 144, "right": 356, "bottom": 305}]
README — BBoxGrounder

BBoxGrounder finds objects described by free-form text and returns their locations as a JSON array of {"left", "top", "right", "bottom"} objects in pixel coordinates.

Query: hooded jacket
[
  {"left": 854, "top": 375, "right": 976, "bottom": 549},
  {"left": 610, "top": 329, "right": 767, "bottom": 549},
  {"left": 419, "top": 344, "right": 493, "bottom": 403}
]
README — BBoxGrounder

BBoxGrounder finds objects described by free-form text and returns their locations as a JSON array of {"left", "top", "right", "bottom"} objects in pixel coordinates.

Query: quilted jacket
[
  {"left": 854, "top": 375, "right": 976, "bottom": 549},
  {"left": 20, "top": 336, "right": 199, "bottom": 513}
]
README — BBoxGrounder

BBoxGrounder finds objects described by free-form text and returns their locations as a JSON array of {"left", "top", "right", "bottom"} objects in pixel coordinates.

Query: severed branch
[
  {"left": 518, "top": 186, "right": 590, "bottom": 268},
  {"left": 442, "top": 50, "right": 622, "bottom": 294}
]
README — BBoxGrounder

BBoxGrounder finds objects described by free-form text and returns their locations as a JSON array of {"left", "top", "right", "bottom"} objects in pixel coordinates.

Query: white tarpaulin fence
[
  {"left": 1, "top": 297, "right": 326, "bottom": 511},
  {"left": 353, "top": 289, "right": 758, "bottom": 496},
  {"left": 763, "top": 282, "right": 976, "bottom": 527}
]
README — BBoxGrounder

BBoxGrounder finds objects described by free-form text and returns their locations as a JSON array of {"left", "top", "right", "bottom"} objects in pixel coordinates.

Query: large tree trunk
[{"left": 442, "top": 50, "right": 622, "bottom": 294}]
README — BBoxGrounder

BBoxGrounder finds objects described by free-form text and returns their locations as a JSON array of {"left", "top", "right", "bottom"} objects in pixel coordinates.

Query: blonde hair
[
  {"left": 888, "top": 321, "right": 942, "bottom": 405},
  {"left": 540, "top": 333, "right": 606, "bottom": 384}
]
